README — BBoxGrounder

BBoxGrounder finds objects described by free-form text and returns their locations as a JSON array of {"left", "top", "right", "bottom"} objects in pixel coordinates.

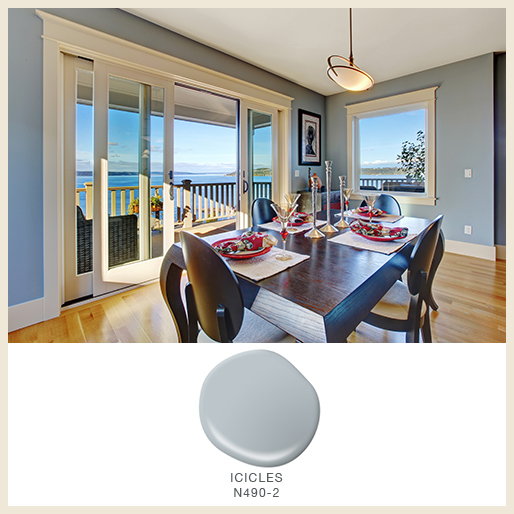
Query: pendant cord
[{"left": 349, "top": 8, "right": 354, "bottom": 65}]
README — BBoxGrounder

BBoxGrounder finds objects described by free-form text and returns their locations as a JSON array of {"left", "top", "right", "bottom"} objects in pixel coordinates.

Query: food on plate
[
  {"left": 349, "top": 219, "right": 408, "bottom": 239},
  {"left": 355, "top": 206, "right": 385, "bottom": 217},
  {"left": 212, "top": 231, "right": 277, "bottom": 255}
]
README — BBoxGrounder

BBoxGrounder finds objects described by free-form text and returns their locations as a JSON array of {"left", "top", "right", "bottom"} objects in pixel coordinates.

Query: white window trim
[
  {"left": 37, "top": 9, "right": 293, "bottom": 321},
  {"left": 346, "top": 87, "right": 437, "bottom": 206}
]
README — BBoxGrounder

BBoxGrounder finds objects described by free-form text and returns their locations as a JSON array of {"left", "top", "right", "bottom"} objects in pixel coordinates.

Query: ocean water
[{"left": 76, "top": 171, "right": 271, "bottom": 217}]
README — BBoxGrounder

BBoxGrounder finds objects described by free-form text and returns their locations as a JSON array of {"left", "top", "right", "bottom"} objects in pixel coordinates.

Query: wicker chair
[{"left": 76, "top": 206, "right": 139, "bottom": 272}]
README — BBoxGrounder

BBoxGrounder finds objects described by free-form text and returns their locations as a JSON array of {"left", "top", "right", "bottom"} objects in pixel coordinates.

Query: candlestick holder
[
  {"left": 304, "top": 181, "right": 325, "bottom": 239},
  {"left": 320, "top": 161, "right": 338, "bottom": 234},
  {"left": 335, "top": 176, "right": 352, "bottom": 229}
]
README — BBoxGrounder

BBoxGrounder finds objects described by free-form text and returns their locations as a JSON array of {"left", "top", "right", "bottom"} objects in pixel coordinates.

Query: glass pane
[
  {"left": 76, "top": 69, "right": 94, "bottom": 275},
  {"left": 107, "top": 76, "right": 165, "bottom": 268},
  {"left": 150, "top": 86, "right": 164, "bottom": 259},
  {"left": 174, "top": 84, "right": 238, "bottom": 238},
  {"left": 248, "top": 110, "right": 272, "bottom": 206},
  {"left": 358, "top": 109, "right": 426, "bottom": 194}
]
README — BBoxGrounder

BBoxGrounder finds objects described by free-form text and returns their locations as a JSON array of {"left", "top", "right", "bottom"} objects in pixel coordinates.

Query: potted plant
[{"left": 127, "top": 193, "right": 163, "bottom": 215}]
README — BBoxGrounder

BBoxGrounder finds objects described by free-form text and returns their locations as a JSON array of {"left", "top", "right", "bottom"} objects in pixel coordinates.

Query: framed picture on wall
[{"left": 299, "top": 109, "right": 321, "bottom": 165}]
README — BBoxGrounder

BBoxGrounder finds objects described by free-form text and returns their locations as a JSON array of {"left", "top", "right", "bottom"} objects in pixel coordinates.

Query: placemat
[
  {"left": 258, "top": 220, "right": 327, "bottom": 234},
  {"left": 225, "top": 247, "right": 309, "bottom": 281},
  {"left": 337, "top": 211, "right": 404, "bottom": 223},
  {"left": 328, "top": 230, "right": 417, "bottom": 255}
]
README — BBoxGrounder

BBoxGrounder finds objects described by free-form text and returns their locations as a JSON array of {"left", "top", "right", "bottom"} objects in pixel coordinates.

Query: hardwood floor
[{"left": 8, "top": 252, "right": 506, "bottom": 344}]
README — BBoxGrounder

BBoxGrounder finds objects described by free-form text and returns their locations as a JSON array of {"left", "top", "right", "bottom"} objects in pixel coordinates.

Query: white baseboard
[
  {"left": 445, "top": 240, "right": 496, "bottom": 261},
  {"left": 8, "top": 298, "right": 45, "bottom": 332},
  {"left": 495, "top": 244, "right": 506, "bottom": 260}
]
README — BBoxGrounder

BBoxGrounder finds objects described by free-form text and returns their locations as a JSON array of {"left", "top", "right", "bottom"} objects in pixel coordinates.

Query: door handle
[
  {"left": 168, "top": 170, "right": 174, "bottom": 200},
  {"left": 242, "top": 170, "right": 248, "bottom": 194}
]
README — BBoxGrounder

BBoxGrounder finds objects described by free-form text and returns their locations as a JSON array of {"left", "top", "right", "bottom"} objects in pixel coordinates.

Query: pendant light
[{"left": 327, "top": 8, "right": 374, "bottom": 91}]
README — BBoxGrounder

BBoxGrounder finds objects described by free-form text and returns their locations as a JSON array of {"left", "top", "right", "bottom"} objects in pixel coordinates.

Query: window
[{"left": 346, "top": 87, "right": 437, "bottom": 205}]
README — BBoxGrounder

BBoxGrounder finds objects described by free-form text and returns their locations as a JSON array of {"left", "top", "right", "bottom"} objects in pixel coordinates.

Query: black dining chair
[
  {"left": 359, "top": 194, "right": 402, "bottom": 216},
  {"left": 361, "top": 214, "right": 443, "bottom": 343},
  {"left": 427, "top": 230, "right": 445, "bottom": 311},
  {"left": 180, "top": 231, "right": 295, "bottom": 343},
  {"left": 251, "top": 197, "right": 276, "bottom": 226}
]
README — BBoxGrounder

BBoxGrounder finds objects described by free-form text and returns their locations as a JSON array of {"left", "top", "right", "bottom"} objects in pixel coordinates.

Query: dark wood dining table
[{"left": 160, "top": 214, "right": 432, "bottom": 343}]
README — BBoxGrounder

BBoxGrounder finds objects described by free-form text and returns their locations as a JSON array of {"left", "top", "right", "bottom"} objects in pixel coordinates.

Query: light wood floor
[{"left": 8, "top": 252, "right": 506, "bottom": 344}]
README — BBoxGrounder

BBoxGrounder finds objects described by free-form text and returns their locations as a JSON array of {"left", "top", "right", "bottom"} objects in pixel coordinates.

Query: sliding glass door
[
  {"left": 63, "top": 56, "right": 174, "bottom": 303},
  {"left": 239, "top": 100, "right": 279, "bottom": 228}
]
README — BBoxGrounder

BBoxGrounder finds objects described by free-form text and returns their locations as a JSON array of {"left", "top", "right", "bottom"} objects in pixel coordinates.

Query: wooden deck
[{"left": 8, "top": 251, "right": 506, "bottom": 344}]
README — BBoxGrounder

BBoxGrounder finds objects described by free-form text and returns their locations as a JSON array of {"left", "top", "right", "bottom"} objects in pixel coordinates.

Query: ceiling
[{"left": 123, "top": 8, "right": 506, "bottom": 96}]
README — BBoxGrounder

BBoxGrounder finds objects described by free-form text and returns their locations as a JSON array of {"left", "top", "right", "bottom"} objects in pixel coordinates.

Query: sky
[
  {"left": 359, "top": 108, "right": 425, "bottom": 168},
  {"left": 76, "top": 104, "right": 424, "bottom": 175},
  {"left": 76, "top": 105, "right": 272, "bottom": 176}
]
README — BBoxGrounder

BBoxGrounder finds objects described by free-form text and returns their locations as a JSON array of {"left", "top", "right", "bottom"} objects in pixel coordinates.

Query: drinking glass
[
  {"left": 271, "top": 202, "right": 297, "bottom": 260},
  {"left": 283, "top": 193, "right": 301, "bottom": 233},
  {"left": 283, "top": 193, "right": 301, "bottom": 209},
  {"left": 361, "top": 193, "right": 379, "bottom": 223},
  {"left": 343, "top": 188, "right": 353, "bottom": 214},
  {"left": 335, "top": 187, "right": 353, "bottom": 229}
]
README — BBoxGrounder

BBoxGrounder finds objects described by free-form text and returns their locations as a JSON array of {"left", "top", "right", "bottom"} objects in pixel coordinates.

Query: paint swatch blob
[{"left": 199, "top": 350, "right": 320, "bottom": 467}]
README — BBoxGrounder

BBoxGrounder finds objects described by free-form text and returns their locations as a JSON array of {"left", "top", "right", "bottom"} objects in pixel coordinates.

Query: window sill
[{"left": 350, "top": 193, "right": 437, "bottom": 206}]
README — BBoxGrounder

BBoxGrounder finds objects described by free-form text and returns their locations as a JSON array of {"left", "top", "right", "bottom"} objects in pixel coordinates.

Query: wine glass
[
  {"left": 335, "top": 187, "right": 353, "bottom": 229},
  {"left": 283, "top": 193, "right": 301, "bottom": 209},
  {"left": 361, "top": 193, "right": 379, "bottom": 223},
  {"left": 343, "top": 188, "right": 353, "bottom": 215},
  {"left": 271, "top": 202, "right": 297, "bottom": 261},
  {"left": 283, "top": 193, "right": 301, "bottom": 233}
]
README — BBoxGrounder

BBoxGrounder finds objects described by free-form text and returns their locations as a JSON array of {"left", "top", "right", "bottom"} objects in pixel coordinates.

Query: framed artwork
[{"left": 299, "top": 109, "right": 321, "bottom": 165}]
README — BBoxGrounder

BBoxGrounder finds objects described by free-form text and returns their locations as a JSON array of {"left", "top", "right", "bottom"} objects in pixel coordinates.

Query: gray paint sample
[{"left": 199, "top": 350, "right": 320, "bottom": 467}]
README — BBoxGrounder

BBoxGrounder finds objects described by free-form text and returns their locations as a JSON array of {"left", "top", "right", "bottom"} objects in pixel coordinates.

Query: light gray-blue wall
[
  {"left": 8, "top": 8, "right": 326, "bottom": 308},
  {"left": 326, "top": 53, "right": 496, "bottom": 247},
  {"left": 8, "top": 9, "right": 45, "bottom": 306}
]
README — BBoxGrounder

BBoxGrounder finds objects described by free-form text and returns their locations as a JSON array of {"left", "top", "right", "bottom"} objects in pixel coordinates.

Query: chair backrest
[
  {"left": 77, "top": 205, "right": 87, "bottom": 223},
  {"left": 180, "top": 231, "right": 244, "bottom": 342},
  {"left": 407, "top": 215, "right": 444, "bottom": 296},
  {"left": 360, "top": 194, "right": 402, "bottom": 215},
  {"left": 251, "top": 197, "right": 276, "bottom": 226}
]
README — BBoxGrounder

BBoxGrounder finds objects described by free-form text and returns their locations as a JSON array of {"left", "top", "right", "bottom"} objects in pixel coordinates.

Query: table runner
[
  {"left": 328, "top": 230, "right": 417, "bottom": 255},
  {"left": 337, "top": 211, "right": 404, "bottom": 223},
  {"left": 225, "top": 247, "right": 309, "bottom": 281}
]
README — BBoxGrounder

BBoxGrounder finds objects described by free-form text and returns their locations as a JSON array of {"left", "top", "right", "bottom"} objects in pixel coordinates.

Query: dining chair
[
  {"left": 359, "top": 194, "right": 402, "bottom": 216},
  {"left": 427, "top": 230, "right": 445, "bottom": 310},
  {"left": 362, "top": 214, "right": 443, "bottom": 343},
  {"left": 251, "top": 197, "right": 276, "bottom": 226},
  {"left": 180, "top": 231, "right": 295, "bottom": 343}
]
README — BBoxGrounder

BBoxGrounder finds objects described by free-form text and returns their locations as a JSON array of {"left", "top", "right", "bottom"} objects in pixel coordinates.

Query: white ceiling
[{"left": 124, "top": 8, "right": 506, "bottom": 96}]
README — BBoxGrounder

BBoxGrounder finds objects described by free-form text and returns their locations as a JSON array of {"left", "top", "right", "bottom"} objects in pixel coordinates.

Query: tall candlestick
[
  {"left": 304, "top": 180, "right": 325, "bottom": 239},
  {"left": 320, "top": 161, "right": 338, "bottom": 233}
]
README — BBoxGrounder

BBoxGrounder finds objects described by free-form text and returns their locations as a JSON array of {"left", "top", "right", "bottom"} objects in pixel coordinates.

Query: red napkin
[
  {"left": 350, "top": 219, "right": 408, "bottom": 238},
  {"left": 213, "top": 231, "right": 277, "bottom": 254}
]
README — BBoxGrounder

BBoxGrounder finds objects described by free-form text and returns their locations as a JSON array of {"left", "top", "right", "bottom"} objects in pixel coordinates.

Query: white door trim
[{"left": 37, "top": 9, "right": 292, "bottom": 325}]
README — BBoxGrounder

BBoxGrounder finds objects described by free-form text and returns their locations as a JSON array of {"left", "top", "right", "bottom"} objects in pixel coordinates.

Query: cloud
[
  {"left": 108, "top": 142, "right": 118, "bottom": 146},
  {"left": 361, "top": 159, "right": 395, "bottom": 165}
]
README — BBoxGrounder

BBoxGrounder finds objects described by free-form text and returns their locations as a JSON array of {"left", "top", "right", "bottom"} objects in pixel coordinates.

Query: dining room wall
[
  {"left": 326, "top": 53, "right": 498, "bottom": 251},
  {"left": 8, "top": 8, "right": 325, "bottom": 311}
]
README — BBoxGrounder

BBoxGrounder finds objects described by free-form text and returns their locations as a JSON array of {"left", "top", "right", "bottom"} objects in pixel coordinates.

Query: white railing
[
  {"left": 76, "top": 179, "right": 272, "bottom": 227},
  {"left": 360, "top": 177, "right": 405, "bottom": 190}
]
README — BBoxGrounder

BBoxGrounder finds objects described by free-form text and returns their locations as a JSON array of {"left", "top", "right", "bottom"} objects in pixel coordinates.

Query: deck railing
[
  {"left": 360, "top": 177, "right": 405, "bottom": 190},
  {"left": 76, "top": 180, "right": 272, "bottom": 226}
]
